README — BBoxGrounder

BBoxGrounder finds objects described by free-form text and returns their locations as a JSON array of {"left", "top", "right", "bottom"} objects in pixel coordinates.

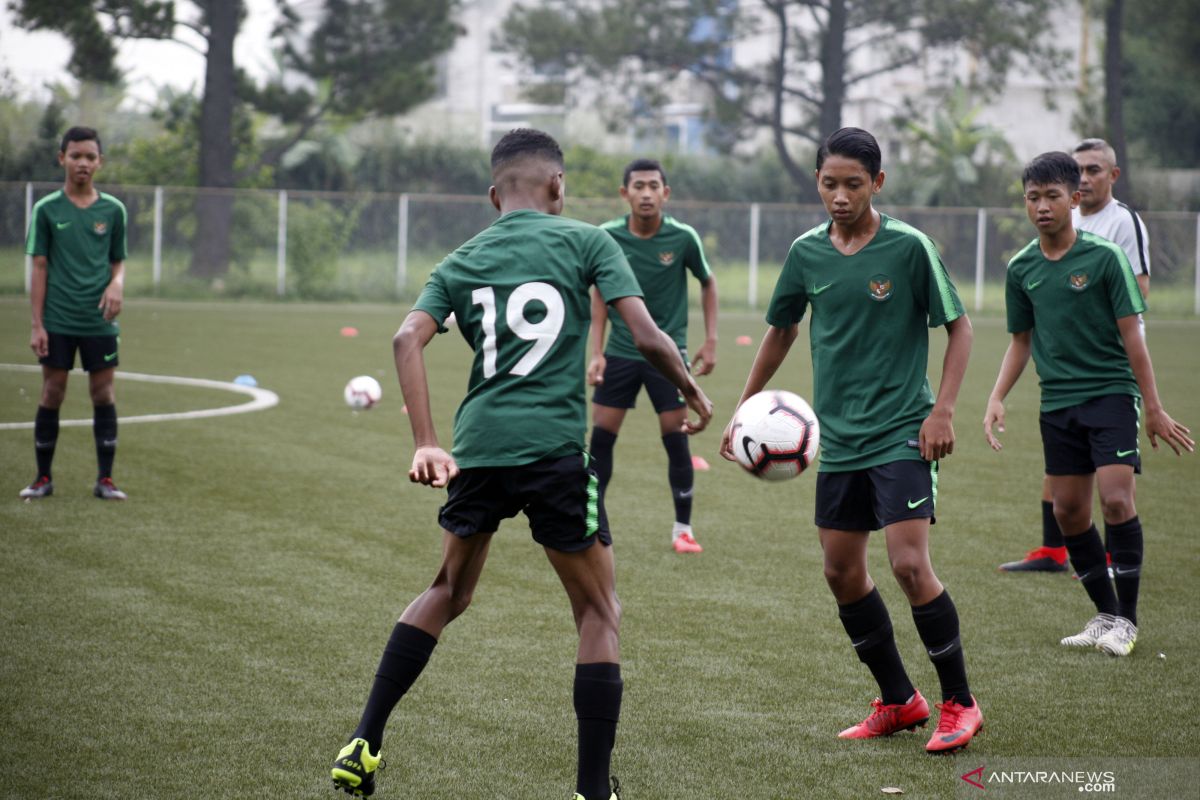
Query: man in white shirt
[{"left": 998, "top": 137, "right": 1151, "bottom": 573}]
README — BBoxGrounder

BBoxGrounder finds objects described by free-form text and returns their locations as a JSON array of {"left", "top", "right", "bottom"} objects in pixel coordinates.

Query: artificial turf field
[{"left": 1, "top": 296, "right": 1197, "bottom": 799}]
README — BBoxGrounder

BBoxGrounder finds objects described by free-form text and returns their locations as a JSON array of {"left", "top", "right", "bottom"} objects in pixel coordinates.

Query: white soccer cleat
[
  {"left": 1096, "top": 617, "right": 1137, "bottom": 657},
  {"left": 1060, "top": 613, "right": 1115, "bottom": 647}
]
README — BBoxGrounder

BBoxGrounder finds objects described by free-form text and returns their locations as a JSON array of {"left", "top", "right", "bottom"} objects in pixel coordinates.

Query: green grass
[{"left": 1, "top": 297, "right": 1198, "bottom": 799}]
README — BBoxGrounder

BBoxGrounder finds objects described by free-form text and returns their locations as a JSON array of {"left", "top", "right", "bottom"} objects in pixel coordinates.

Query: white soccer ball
[
  {"left": 730, "top": 389, "right": 820, "bottom": 481},
  {"left": 344, "top": 375, "right": 383, "bottom": 410}
]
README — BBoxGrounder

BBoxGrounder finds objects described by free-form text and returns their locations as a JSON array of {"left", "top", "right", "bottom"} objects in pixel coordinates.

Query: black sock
[
  {"left": 1064, "top": 526, "right": 1118, "bottom": 616},
  {"left": 838, "top": 588, "right": 914, "bottom": 706},
  {"left": 1041, "top": 500, "right": 1063, "bottom": 548},
  {"left": 662, "top": 432, "right": 693, "bottom": 526},
  {"left": 911, "top": 591, "right": 972, "bottom": 706},
  {"left": 1107, "top": 517, "right": 1143, "bottom": 625},
  {"left": 34, "top": 405, "right": 59, "bottom": 480},
  {"left": 589, "top": 427, "right": 617, "bottom": 496},
  {"left": 352, "top": 622, "right": 438, "bottom": 752},
  {"left": 575, "top": 662, "right": 622, "bottom": 800},
  {"left": 93, "top": 403, "right": 117, "bottom": 480}
]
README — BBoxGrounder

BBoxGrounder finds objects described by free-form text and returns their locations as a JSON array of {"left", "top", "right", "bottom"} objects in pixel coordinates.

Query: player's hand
[
  {"left": 718, "top": 415, "right": 739, "bottom": 461},
  {"left": 1145, "top": 407, "right": 1194, "bottom": 456},
  {"left": 99, "top": 282, "right": 123, "bottom": 321},
  {"left": 691, "top": 340, "right": 717, "bottom": 377},
  {"left": 409, "top": 445, "right": 459, "bottom": 488},
  {"left": 587, "top": 355, "right": 606, "bottom": 386},
  {"left": 919, "top": 407, "right": 955, "bottom": 461},
  {"left": 983, "top": 398, "right": 1006, "bottom": 451},
  {"left": 30, "top": 325, "right": 49, "bottom": 358},
  {"left": 681, "top": 382, "right": 713, "bottom": 434}
]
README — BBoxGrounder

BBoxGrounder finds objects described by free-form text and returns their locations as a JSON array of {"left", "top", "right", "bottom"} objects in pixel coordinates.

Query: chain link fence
[{"left": 3, "top": 181, "right": 1197, "bottom": 315}]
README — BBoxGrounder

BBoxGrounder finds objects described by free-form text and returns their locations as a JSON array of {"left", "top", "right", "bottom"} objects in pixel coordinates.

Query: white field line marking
[{"left": 0, "top": 364, "right": 279, "bottom": 430}]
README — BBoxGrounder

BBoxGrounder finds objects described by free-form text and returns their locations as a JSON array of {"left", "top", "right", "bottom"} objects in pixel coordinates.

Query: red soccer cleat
[
  {"left": 925, "top": 696, "right": 983, "bottom": 753},
  {"left": 838, "top": 690, "right": 930, "bottom": 739},
  {"left": 999, "top": 545, "right": 1068, "bottom": 572},
  {"left": 672, "top": 531, "right": 703, "bottom": 554}
]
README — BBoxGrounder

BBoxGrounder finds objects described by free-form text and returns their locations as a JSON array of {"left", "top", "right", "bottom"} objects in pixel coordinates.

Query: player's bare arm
[
  {"left": 984, "top": 330, "right": 1033, "bottom": 451},
  {"left": 692, "top": 276, "right": 719, "bottom": 376},
  {"left": 393, "top": 309, "right": 459, "bottom": 487},
  {"left": 586, "top": 287, "right": 608, "bottom": 386},
  {"left": 1117, "top": 315, "right": 1194, "bottom": 455},
  {"left": 99, "top": 260, "right": 125, "bottom": 321},
  {"left": 29, "top": 255, "right": 49, "bottom": 358},
  {"left": 610, "top": 294, "right": 712, "bottom": 433},
  {"left": 719, "top": 323, "right": 799, "bottom": 461},
  {"left": 920, "top": 314, "right": 972, "bottom": 461}
]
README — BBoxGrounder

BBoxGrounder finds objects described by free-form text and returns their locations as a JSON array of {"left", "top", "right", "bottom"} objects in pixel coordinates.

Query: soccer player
[
  {"left": 588, "top": 159, "right": 718, "bottom": 554},
  {"left": 718, "top": 128, "right": 982, "bottom": 753},
  {"left": 328, "top": 129, "right": 712, "bottom": 799},
  {"left": 984, "top": 151, "right": 1192, "bottom": 656},
  {"left": 999, "top": 138, "right": 1152, "bottom": 573},
  {"left": 20, "top": 126, "right": 128, "bottom": 501}
]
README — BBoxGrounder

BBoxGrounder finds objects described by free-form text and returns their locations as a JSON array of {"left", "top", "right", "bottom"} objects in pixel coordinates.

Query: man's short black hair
[
  {"left": 491, "top": 128, "right": 563, "bottom": 174},
  {"left": 623, "top": 158, "right": 667, "bottom": 187},
  {"left": 816, "top": 127, "right": 881, "bottom": 178},
  {"left": 60, "top": 126, "right": 101, "bottom": 154},
  {"left": 1022, "top": 151, "right": 1080, "bottom": 192}
]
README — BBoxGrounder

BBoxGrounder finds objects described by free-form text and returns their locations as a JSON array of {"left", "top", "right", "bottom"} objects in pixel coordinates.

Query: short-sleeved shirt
[
  {"left": 26, "top": 189, "right": 127, "bottom": 336},
  {"left": 599, "top": 214, "right": 711, "bottom": 360},
  {"left": 1072, "top": 200, "right": 1150, "bottom": 278},
  {"left": 765, "top": 214, "right": 965, "bottom": 472},
  {"left": 414, "top": 209, "right": 643, "bottom": 469},
  {"left": 1005, "top": 230, "right": 1145, "bottom": 412}
]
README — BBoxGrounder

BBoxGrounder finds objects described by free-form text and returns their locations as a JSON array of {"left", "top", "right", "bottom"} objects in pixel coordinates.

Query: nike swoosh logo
[
  {"left": 928, "top": 642, "right": 956, "bottom": 657},
  {"left": 811, "top": 282, "right": 834, "bottom": 295},
  {"left": 850, "top": 638, "right": 869, "bottom": 648},
  {"left": 1026, "top": 279, "right": 1045, "bottom": 290},
  {"left": 907, "top": 497, "right": 929, "bottom": 509},
  {"left": 1116, "top": 449, "right": 1136, "bottom": 457},
  {"left": 103, "top": 352, "right": 118, "bottom": 361},
  {"left": 1113, "top": 566, "right": 1139, "bottom": 576},
  {"left": 56, "top": 221, "right": 71, "bottom": 229},
  {"left": 677, "top": 488, "right": 694, "bottom": 499}
]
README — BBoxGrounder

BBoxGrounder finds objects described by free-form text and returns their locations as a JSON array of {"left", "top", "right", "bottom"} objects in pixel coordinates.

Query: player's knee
[
  {"left": 823, "top": 562, "right": 862, "bottom": 594},
  {"left": 889, "top": 555, "right": 931, "bottom": 597},
  {"left": 1052, "top": 499, "right": 1088, "bottom": 529},
  {"left": 580, "top": 593, "right": 621, "bottom": 635},
  {"left": 1099, "top": 493, "right": 1135, "bottom": 524}
]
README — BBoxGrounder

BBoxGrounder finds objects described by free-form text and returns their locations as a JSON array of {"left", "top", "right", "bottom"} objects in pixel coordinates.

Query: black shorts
[
  {"left": 438, "top": 453, "right": 610, "bottom": 553},
  {"left": 593, "top": 354, "right": 686, "bottom": 413},
  {"left": 1040, "top": 394, "right": 1142, "bottom": 476},
  {"left": 40, "top": 332, "right": 120, "bottom": 372},
  {"left": 814, "top": 460, "right": 938, "bottom": 532}
]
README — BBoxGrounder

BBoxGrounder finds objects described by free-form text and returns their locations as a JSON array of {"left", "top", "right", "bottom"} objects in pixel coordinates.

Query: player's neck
[
  {"left": 1078, "top": 195, "right": 1112, "bottom": 217},
  {"left": 1039, "top": 226, "right": 1077, "bottom": 261},
  {"left": 627, "top": 213, "right": 663, "bottom": 239},
  {"left": 828, "top": 208, "right": 880, "bottom": 255},
  {"left": 63, "top": 180, "right": 98, "bottom": 207}
]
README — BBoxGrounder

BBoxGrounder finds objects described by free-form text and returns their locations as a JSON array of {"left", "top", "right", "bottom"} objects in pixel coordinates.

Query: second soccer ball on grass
[
  {"left": 344, "top": 375, "right": 383, "bottom": 410},
  {"left": 730, "top": 390, "right": 820, "bottom": 481}
]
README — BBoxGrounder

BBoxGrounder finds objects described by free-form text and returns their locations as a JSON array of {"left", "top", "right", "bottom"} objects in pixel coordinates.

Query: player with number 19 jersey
[{"left": 414, "top": 209, "right": 643, "bottom": 469}]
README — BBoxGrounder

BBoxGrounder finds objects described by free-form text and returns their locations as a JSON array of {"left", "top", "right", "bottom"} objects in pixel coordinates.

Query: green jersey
[
  {"left": 766, "top": 214, "right": 965, "bottom": 472},
  {"left": 26, "top": 189, "right": 127, "bottom": 336},
  {"left": 414, "top": 209, "right": 643, "bottom": 469},
  {"left": 1005, "top": 230, "right": 1145, "bottom": 412},
  {"left": 599, "top": 214, "right": 711, "bottom": 360}
]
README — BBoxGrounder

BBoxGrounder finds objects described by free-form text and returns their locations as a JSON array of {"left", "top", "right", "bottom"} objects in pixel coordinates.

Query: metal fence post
[
  {"left": 277, "top": 190, "right": 287, "bottom": 297},
  {"left": 974, "top": 208, "right": 987, "bottom": 312},
  {"left": 24, "top": 182, "right": 33, "bottom": 294},
  {"left": 1194, "top": 212, "right": 1200, "bottom": 316},
  {"left": 748, "top": 202, "right": 761, "bottom": 309},
  {"left": 152, "top": 186, "right": 164, "bottom": 289},
  {"left": 397, "top": 193, "right": 409, "bottom": 297}
]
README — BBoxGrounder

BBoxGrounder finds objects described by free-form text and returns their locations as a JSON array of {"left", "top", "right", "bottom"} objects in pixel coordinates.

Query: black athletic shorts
[
  {"left": 815, "top": 459, "right": 938, "bottom": 532},
  {"left": 438, "top": 452, "right": 610, "bottom": 553},
  {"left": 40, "top": 332, "right": 119, "bottom": 372},
  {"left": 1040, "top": 394, "right": 1142, "bottom": 476},
  {"left": 593, "top": 353, "right": 686, "bottom": 413}
]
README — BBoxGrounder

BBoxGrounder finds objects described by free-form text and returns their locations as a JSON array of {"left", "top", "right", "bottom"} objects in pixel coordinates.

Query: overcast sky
[{"left": 0, "top": 0, "right": 279, "bottom": 105}]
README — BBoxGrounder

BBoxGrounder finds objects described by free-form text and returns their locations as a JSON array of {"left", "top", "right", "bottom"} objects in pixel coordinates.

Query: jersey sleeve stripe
[
  {"left": 1085, "top": 231, "right": 1145, "bottom": 311},
  {"left": 887, "top": 217, "right": 961, "bottom": 321},
  {"left": 25, "top": 191, "right": 61, "bottom": 255},
  {"left": 663, "top": 216, "right": 712, "bottom": 278},
  {"left": 1117, "top": 202, "right": 1150, "bottom": 275}
]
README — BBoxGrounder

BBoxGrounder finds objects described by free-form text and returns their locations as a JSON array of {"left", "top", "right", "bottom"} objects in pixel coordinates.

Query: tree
[
  {"left": 14, "top": 0, "right": 463, "bottom": 279},
  {"left": 1122, "top": 0, "right": 1200, "bottom": 169},
  {"left": 500, "top": 0, "right": 1068, "bottom": 198}
]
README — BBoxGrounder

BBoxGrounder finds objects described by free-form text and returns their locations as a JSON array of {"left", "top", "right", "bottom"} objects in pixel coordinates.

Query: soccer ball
[
  {"left": 344, "top": 375, "right": 383, "bottom": 410},
  {"left": 729, "top": 389, "right": 819, "bottom": 481}
]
